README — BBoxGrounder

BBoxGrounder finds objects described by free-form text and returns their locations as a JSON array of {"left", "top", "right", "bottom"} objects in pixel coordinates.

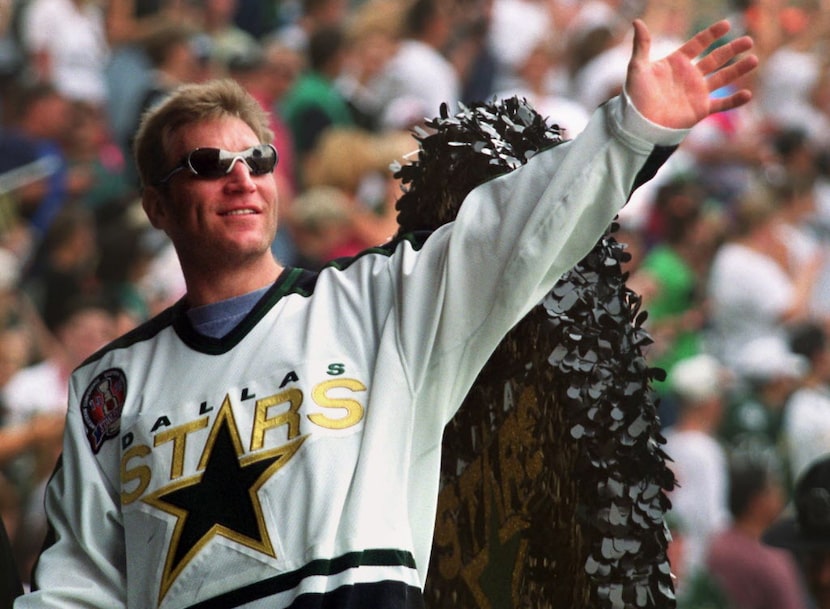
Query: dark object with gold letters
[{"left": 394, "top": 98, "right": 677, "bottom": 609}]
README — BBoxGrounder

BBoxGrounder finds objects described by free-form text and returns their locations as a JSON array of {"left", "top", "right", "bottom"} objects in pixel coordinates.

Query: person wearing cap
[
  {"left": 664, "top": 353, "right": 733, "bottom": 585},
  {"left": 201, "top": 0, "right": 259, "bottom": 70},
  {"left": 764, "top": 454, "right": 830, "bottom": 609},
  {"left": 13, "top": 19, "right": 757, "bottom": 608},
  {"left": 719, "top": 335, "right": 808, "bottom": 458}
]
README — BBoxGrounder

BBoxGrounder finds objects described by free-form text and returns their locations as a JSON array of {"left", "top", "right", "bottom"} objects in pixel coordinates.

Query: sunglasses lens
[
  {"left": 188, "top": 148, "right": 227, "bottom": 178},
  {"left": 246, "top": 145, "right": 278, "bottom": 174}
]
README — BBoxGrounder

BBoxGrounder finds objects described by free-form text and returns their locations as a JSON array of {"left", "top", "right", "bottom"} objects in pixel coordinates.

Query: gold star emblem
[{"left": 144, "top": 395, "right": 306, "bottom": 603}]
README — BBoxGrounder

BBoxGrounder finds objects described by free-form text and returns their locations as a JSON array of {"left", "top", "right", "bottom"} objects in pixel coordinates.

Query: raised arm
[{"left": 625, "top": 19, "right": 758, "bottom": 130}]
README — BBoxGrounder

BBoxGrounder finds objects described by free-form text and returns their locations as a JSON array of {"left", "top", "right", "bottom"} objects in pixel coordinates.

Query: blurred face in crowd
[
  {"left": 57, "top": 308, "right": 116, "bottom": 368},
  {"left": 757, "top": 478, "right": 787, "bottom": 524},
  {"left": 264, "top": 45, "right": 302, "bottom": 101},
  {"left": 347, "top": 31, "right": 397, "bottom": 82},
  {"left": 30, "top": 91, "right": 72, "bottom": 140},
  {"left": 143, "top": 115, "right": 279, "bottom": 276},
  {"left": 168, "top": 40, "right": 205, "bottom": 83},
  {"left": 314, "top": 0, "right": 348, "bottom": 26},
  {"left": 204, "top": 0, "right": 238, "bottom": 26}
]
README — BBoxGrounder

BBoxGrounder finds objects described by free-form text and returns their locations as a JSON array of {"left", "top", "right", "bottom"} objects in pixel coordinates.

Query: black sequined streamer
[{"left": 394, "top": 97, "right": 677, "bottom": 609}]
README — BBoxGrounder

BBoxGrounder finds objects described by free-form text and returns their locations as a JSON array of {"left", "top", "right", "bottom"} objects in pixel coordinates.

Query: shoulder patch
[{"left": 81, "top": 368, "right": 127, "bottom": 454}]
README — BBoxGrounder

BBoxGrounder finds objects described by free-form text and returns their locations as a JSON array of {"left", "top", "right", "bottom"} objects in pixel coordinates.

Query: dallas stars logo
[{"left": 143, "top": 395, "right": 306, "bottom": 602}]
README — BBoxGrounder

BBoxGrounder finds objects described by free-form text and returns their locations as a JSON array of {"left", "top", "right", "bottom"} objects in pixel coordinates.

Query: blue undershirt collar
[{"left": 186, "top": 286, "right": 270, "bottom": 339}]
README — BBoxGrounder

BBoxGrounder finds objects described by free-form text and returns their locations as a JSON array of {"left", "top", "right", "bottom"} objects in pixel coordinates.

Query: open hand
[{"left": 625, "top": 19, "right": 758, "bottom": 130}]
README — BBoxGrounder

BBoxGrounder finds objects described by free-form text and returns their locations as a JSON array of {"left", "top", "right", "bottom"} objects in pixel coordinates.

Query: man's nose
[{"left": 224, "top": 158, "right": 257, "bottom": 188}]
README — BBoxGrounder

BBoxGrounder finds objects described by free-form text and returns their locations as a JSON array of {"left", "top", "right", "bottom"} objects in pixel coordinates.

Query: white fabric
[
  {"left": 487, "top": 0, "right": 553, "bottom": 91},
  {"left": 139, "top": 241, "right": 187, "bottom": 311},
  {"left": 370, "top": 39, "right": 461, "bottom": 128},
  {"left": 566, "top": 0, "right": 625, "bottom": 41},
  {"left": 758, "top": 47, "right": 821, "bottom": 133},
  {"left": 706, "top": 243, "right": 795, "bottom": 369},
  {"left": 784, "top": 386, "right": 830, "bottom": 482},
  {"left": 664, "top": 428, "right": 730, "bottom": 576},
  {"left": 2, "top": 359, "right": 67, "bottom": 425},
  {"left": 21, "top": 0, "right": 109, "bottom": 104}
]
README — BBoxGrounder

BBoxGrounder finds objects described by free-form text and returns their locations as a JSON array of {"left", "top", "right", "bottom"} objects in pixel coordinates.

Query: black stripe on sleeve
[{"left": 628, "top": 144, "right": 678, "bottom": 199}]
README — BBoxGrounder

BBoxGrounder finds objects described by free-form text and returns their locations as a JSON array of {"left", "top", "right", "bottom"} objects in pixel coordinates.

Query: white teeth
[{"left": 223, "top": 209, "right": 256, "bottom": 216}]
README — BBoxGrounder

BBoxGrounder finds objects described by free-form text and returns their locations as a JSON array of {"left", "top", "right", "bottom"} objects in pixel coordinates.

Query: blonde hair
[
  {"left": 345, "top": 0, "right": 406, "bottom": 42},
  {"left": 133, "top": 79, "right": 274, "bottom": 189},
  {"left": 732, "top": 180, "right": 777, "bottom": 236},
  {"left": 303, "top": 127, "right": 415, "bottom": 193},
  {"left": 289, "top": 186, "right": 351, "bottom": 232}
]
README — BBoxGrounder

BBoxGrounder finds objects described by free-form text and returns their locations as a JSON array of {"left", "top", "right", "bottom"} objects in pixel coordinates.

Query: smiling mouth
[{"left": 221, "top": 209, "right": 258, "bottom": 216}]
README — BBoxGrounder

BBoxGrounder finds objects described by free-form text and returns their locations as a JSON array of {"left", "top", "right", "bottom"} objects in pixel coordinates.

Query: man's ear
[{"left": 142, "top": 186, "right": 166, "bottom": 230}]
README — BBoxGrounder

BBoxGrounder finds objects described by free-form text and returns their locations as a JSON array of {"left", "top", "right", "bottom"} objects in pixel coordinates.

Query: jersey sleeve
[
  {"left": 390, "top": 93, "right": 688, "bottom": 423},
  {"left": 15, "top": 376, "right": 126, "bottom": 608}
]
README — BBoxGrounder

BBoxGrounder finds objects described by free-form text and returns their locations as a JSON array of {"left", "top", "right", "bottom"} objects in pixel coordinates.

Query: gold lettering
[
  {"left": 251, "top": 388, "right": 303, "bottom": 450},
  {"left": 497, "top": 419, "right": 531, "bottom": 513},
  {"left": 154, "top": 418, "right": 209, "bottom": 480},
  {"left": 308, "top": 379, "right": 366, "bottom": 430},
  {"left": 121, "top": 444, "right": 152, "bottom": 505},
  {"left": 198, "top": 396, "right": 245, "bottom": 470}
]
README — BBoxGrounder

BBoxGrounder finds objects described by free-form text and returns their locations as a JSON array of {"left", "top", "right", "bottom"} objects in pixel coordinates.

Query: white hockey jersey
[{"left": 16, "top": 94, "right": 685, "bottom": 609}]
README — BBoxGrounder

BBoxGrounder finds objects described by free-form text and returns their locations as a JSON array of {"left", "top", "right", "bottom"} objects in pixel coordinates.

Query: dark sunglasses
[{"left": 156, "top": 144, "right": 278, "bottom": 185}]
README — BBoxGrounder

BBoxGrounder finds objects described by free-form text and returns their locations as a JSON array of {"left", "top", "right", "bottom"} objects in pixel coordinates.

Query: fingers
[
  {"left": 677, "top": 19, "right": 733, "bottom": 60},
  {"left": 709, "top": 88, "right": 753, "bottom": 115},
  {"left": 695, "top": 35, "right": 755, "bottom": 76},
  {"left": 704, "top": 53, "right": 759, "bottom": 92}
]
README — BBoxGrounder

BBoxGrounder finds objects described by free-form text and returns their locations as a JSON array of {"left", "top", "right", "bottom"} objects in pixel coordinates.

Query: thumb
[{"left": 630, "top": 19, "right": 651, "bottom": 64}]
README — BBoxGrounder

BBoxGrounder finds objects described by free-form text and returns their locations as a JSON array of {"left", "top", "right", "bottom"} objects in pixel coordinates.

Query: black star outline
[{"left": 143, "top": 394, "right": 306, "bottom": 603}]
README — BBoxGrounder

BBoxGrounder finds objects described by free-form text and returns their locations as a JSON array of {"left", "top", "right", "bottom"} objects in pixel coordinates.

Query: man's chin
[{"left": 207, "top": 240, "right": 274, "bottom": 267}]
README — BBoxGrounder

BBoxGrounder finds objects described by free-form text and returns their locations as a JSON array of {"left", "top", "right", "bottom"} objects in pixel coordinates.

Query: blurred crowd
[{"left": 0, "top": 0, "right": 829, "bottom": 603}]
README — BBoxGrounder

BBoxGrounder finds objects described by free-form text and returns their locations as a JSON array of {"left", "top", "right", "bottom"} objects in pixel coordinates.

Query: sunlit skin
[
  {"left": 142, "top": 115, "right": 283, "bottom": 307},
  {"left": 627, "top": 19, "right": 757, "bottom": 129}
]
